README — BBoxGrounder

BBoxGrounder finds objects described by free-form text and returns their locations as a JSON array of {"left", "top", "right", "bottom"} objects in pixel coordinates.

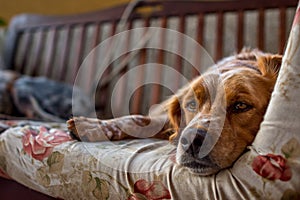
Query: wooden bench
[{"left": 0, "top": 1, "right": 298, "bottom": 197}]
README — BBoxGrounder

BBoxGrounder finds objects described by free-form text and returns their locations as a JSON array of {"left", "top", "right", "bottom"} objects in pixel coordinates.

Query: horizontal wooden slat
[{"left": 7, "top": 0, "right": 298, "bottom": 31}]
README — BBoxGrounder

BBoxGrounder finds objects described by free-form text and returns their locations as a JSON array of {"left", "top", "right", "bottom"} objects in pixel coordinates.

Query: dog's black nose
[{"left": 180, "top": 128, "right": 207, "bottom": 157}]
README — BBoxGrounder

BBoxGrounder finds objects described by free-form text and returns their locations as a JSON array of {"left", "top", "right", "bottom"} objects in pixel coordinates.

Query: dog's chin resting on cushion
[{"left": 67, "top": 49, "right": 282, "bottom": 176}]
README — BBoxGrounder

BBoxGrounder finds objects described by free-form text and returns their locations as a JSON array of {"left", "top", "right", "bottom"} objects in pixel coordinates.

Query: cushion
[{"left": 0, "top": 113, "right": 299, "bottom": 199}]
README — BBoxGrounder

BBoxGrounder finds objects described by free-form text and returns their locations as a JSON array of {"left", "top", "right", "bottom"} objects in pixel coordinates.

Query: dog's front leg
[{"left": 67, "top": 115, "right": 170, "bottom": 142}]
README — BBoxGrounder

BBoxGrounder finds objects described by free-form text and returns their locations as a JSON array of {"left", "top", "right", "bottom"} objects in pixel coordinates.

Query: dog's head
[{"left": 167, "top": 50, "right": 282, "bottom": 175}]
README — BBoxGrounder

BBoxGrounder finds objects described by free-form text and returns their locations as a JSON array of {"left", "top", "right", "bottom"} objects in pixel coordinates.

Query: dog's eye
[
  {"left": 232, "top": 102, "right": 252, "bottom": 113},
  {"left": 186, "top": 100, "right": 197, "bottom": 112}
]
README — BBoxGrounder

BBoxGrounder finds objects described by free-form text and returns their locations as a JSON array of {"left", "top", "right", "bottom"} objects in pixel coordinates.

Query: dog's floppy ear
[
  {"left": 168, "top": 95, "right": 181, "bottom": 130},
  {"left": 167, "top": 88, "right": 186, "bottom": 143},
  {"left": 257, "top": 54, "right": 282, "bottom": 78}
]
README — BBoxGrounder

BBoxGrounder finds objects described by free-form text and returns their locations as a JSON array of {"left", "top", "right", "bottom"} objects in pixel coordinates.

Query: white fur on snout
[{"left": 182, "top": 106, "right": 226, "bottom": 159}]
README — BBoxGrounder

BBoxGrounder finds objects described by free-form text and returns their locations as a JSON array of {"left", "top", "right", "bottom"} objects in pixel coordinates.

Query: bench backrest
[{"left": 2, "top": 0, "right": 298, "bottom": 118}]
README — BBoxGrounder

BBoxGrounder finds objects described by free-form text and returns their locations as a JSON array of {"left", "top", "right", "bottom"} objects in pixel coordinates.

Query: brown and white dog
[{"left": 67, "top": 49, "right": 282, "bottom": 176}]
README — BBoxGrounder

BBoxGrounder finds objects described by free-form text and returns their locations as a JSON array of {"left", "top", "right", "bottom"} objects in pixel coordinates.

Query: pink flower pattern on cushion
[
  {"left": 292, "top": 5, "right": 300, "bottom": 26},
  {"left": 252, "top": 154, "right": 292, "bottom": 181},
  {"left": 128, "top": 179, "right": 171, "bottom": 200},
  {"left": 0, "top": 168, "right": 11, "bottom": 180},
  {"left": 22, "top": 126, "right": 73, "bottom": 161}
]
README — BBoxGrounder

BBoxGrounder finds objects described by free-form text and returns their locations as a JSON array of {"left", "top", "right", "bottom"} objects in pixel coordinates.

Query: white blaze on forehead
[{"left": 186, "top": 73, "right": 226, "bottom": 159}]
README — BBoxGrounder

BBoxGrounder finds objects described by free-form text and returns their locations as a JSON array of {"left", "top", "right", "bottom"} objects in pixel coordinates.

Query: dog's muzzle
[{"left": 180, "top": 128, "right": 207, "bottom": 157}]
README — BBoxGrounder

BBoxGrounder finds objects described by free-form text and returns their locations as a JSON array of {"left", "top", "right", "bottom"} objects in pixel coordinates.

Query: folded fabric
[{"left": 0, "top": 120, "right": 299, "bottom": 199}]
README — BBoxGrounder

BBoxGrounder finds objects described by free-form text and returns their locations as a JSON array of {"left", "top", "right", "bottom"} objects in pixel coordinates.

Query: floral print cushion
[
  {"left": 0, "top": 121, "right": 299, "bottom": 199},
  {"left": 0, "top": 124, "right": 177, "bottom": 199},
  {"left": 22, "top": 126, "right": 73, "bottom": 161}
]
